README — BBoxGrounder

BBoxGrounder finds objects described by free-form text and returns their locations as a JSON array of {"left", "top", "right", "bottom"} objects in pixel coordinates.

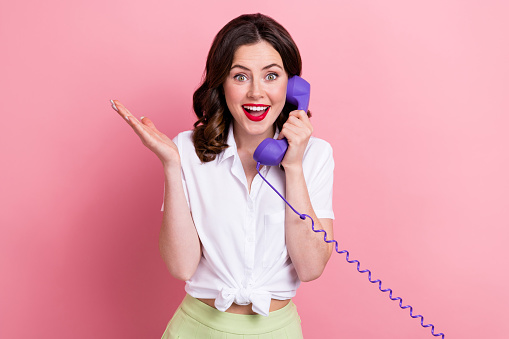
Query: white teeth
[{"left": 243, "top": 106, "right": 268, "bottom": 111}]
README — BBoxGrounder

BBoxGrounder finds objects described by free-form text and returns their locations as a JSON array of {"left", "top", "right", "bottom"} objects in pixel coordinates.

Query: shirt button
[{"left": 247, "top": 235, "right": 255, "bottom": 242}]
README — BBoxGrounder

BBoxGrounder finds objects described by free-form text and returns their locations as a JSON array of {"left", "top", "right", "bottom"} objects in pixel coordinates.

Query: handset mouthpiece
[{"left": 253, "top": 138, "right": 289, "bottom": 166}]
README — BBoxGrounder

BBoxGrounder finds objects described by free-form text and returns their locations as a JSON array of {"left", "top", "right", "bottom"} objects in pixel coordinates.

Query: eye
[
  {"left": 234, "top": 74, "right": 248, "bottom": 82},
  {"left": 266, "top": 73, "right": 278, "bottom": 81}
]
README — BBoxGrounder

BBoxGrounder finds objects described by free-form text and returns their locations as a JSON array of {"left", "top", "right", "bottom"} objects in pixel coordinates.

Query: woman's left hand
[{"left": 278, "top": 110, "right": 313, "bottom": 170}]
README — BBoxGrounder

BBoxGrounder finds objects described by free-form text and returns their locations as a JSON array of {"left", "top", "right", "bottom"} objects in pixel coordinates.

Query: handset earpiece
[
  {"left": 253, "top": 76, "right": 311, "bottom": 166},
  {"left": 285, "top": 75, "right": 311, "bottom": 112}
]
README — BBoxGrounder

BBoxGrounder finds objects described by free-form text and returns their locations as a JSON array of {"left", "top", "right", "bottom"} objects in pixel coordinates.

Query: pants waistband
[{"left": 179, "top": 294, "right": 299, "bottom": 334}]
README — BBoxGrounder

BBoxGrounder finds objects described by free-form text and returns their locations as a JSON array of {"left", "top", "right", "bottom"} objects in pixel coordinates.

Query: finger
[
  {"left": 281, "top": 123, "right": 300, "bottom": 138},
  {"left": 139, "top": 116, "right": 171, "bottom": 141},
  {"left": 289, "top": 109, "right": 307, "bottom": 118},
  {"left": 286, "top": 115, "right": 306, "bottom": 129},
  {"left": 115, "top": 101, "right": 149, "bottom": 131},
  {"left": 111, "top": 101, "right": 172, "bottom": 149},
  {"left": 290, "top": 110, "right": 311, "bottom": 124},
  {"left": 111, "top": 99, "right": 126, "bottom": 119},
  {"left": 280, "top": 128, "right": 302, "bottom": 148},
  {"left": 111, "top": 100, "right": 137, "bottom": 123},
  {"left": 139, "top": 116, "right": 158, "bottom": 131},
  {"left": 277, "top": 129, "right": 285, "bottom": 140},
  {"left": 112, "top": 100, "right": 153, "bottom": 140},
  {"left": 289, "top": 110, "right": 313, "bottom": 131},
  {"left": 286, "top": 116, "right": 313, "bottom": 136},
  {"left": 110, "top": 99, "right": 119, "bottom": 112}
]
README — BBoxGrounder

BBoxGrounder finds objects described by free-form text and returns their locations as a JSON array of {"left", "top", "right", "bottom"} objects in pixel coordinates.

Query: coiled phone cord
[{"left": 256, "top": 163, "right": 445, "bottom": 338}]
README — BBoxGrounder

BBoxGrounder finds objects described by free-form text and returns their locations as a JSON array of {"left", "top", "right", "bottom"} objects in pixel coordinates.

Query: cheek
[
  {"left": 223, "top": 84, "right": 232, "bottom": 101},
  {"left": 223, "top": 84, "right": 240, "bottom": 108},
  {"left": 273, "top": 86, "right": 287, "bottom": 107}
]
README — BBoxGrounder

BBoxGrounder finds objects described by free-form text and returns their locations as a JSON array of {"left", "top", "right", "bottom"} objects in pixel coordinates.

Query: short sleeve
[
  {"left": 160, "top": 134, "right": 190, "bottom": 211},
  {"left": 303, "top": 138, "right": 335, "bottom": 219}
]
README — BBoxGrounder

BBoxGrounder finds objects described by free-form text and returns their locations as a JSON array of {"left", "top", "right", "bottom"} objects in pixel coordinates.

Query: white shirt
[{"left": 161, "top": 124, "right": 335, "bottom": 316}]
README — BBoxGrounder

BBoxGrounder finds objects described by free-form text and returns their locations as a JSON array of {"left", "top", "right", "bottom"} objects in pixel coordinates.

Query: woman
[{"left": 111, "top": 13, "right": 334, "bottom": 338}]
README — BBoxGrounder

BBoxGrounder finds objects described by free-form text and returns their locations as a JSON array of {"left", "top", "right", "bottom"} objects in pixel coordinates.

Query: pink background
[{"left": 1, "top": 1, "right": 508, "bottom": 338}]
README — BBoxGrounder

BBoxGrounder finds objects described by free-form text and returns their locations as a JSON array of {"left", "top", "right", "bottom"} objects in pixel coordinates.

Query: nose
[{"left": 247, "top": 79, "right": 264, "bottom": 99}]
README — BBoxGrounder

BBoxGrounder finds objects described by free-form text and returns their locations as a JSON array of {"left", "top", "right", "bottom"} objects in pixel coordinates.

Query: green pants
[{"left": 161, "top": 294, "right": 304, "bottom": 338}]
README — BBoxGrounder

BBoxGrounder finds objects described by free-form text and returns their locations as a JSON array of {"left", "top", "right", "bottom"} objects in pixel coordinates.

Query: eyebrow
[{"left": 230, "top": 63, "right": 284, "bottom": 72}]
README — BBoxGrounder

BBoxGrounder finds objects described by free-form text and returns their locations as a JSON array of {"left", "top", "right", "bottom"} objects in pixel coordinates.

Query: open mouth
[{"left": 242, "top": 105, "right": 270, "bottom": 121}]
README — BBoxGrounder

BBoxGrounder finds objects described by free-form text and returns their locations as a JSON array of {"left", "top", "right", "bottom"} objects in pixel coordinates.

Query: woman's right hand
[{"left": 110, "top": 100, "right": 180, "bottom": 167}]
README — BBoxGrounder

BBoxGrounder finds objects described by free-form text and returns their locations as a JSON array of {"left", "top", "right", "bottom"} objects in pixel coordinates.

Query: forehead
[{"left": 232, "top": 40, "right": 283, "bottom": 68}]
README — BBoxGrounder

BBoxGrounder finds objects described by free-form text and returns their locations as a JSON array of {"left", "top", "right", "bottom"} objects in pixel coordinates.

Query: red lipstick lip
[
  {"left": 243, "top": 103, "right": 270, "bottom": 107},
  {"left": 242, "top": 106, "right": 270, "bottom": 121}
]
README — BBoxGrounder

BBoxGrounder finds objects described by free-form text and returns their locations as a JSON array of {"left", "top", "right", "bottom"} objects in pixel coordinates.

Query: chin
[
  {"left": 232, "top": 109, "right": 280, "bottom": 137},
  {"left": 245, "top": 124, "right": 272, "bottom": 136}
]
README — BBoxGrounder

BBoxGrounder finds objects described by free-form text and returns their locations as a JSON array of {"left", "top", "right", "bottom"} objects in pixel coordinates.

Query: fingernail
[
  {"left": 140, "top": 116, "right": 145, "bottom": 120},
  {"left": 110, "top": 99, "right": 119, "bottom": 112}
]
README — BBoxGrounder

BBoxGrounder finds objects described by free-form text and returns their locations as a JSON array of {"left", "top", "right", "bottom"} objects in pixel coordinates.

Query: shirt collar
[
  {"left": 218, "top": 124, "right": 280, "bottom": 164},
  {"left": 217, "top": 124, "right": 236, "bottom": 164}
]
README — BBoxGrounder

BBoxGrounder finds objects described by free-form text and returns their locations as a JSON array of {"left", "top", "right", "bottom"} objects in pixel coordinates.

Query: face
[{"left": 223, "top": 40, "right": 288, "bottom": 140}]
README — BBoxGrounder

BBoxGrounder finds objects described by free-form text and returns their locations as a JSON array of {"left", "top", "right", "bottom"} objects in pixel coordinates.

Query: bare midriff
[{"left": 196, "top": 297, "right": 291, "bottom": 315}]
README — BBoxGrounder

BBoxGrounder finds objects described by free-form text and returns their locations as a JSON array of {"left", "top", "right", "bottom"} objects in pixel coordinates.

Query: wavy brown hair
[{"left": 192, "top": 13, "right": 308, "bottom": 162}]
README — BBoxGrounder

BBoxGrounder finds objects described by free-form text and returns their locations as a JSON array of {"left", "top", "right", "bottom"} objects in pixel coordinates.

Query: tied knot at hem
[{"left": 214, "top": 287, "right": 272, "bottom": 316}]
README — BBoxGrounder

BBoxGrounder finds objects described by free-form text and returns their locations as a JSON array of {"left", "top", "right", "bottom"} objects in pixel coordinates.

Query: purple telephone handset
[{"left": 253, "top": 75, "right": 311, "bottom": 166}]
